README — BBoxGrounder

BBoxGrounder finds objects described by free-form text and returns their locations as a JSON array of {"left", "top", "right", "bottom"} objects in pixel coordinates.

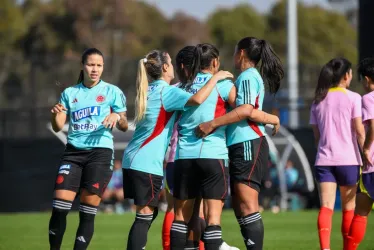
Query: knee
[
  {"left": 174, "top": 202, "right": 193, "bottom": 223},
  {"left": 136, "top": 205, "right": 154, "bottom": 214},
  {"left": 320, "top": 201, "right": 335, "bottom": 210},
  {"left": 205, "top": 207, "right": 222, "bottom": 226},
  {"left": 239, "top": 200, "right": 259, "bottom": 216}
]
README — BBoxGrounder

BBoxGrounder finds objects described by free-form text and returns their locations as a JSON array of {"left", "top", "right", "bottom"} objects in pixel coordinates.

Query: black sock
[
  {"left": 170, "top": 221, "right": 188, "bottom": 250},
  {"left": 185, "top": 239, "right": 199, "bottom": 249},
  {"left": 238, "top": 212, "right": 264, "bottom": 250},
  {"left": 49, "top": 199, "right": 72, "bottom": 250},
  {"left": 127, "top": 213, "right": 153, "bottom": 250},
  {"left": 73, "top": 203, "right": 98, "bottom": 250},
  {"left": 203, "top": 225, "right": 223, "bottom": 250}
]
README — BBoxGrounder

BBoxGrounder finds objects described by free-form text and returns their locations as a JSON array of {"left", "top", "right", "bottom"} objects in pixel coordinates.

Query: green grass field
[{"left": 0, "top": 210, "right": 373, "bottom": 250}]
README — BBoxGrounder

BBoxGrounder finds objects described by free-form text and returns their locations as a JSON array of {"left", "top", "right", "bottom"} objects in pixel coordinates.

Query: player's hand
[
  {"left": 272, "top": 118, "right": 280, "bottom": 136},
  {"left": 195, "top": 121, "right": 215, "bottom": 138},
  {"left": 212, "top": 70, "right": 234, "bottom": 82},
  {"left": 363, "top": 149, "right": 372, "bottom": 170},
  {"left": 102, "top": 113, "right": 120, "bottom": 129},
  {"left": 51, "top": 103, "right": 67, "bottom": 114}
]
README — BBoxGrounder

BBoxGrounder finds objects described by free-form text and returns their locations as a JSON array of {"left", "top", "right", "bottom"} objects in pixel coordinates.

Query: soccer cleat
[{"left": 219, "top": 241, "right": 240, "bottom": 250}]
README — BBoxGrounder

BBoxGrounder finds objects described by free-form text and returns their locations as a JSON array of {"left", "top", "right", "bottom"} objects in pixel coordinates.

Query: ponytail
[
  {"left": 176, "top": 46, "right": 201, "bottom": 90},
  {"left": 259, "top": 40, "right": 284, "bottom": 94},
  {"left": 134, "top": 50, "right": 169, "bottom": 122},
  {"left": 135, "top": 59, "right": 149, "bottom": 123},
  {"left": 76, "top": 70, "right": 84, "bottom": 84},
  {"left": 314, "top": 57, "right": 352, "bottom": 104},
  {"left": 190, "top": 46, "right": 201, "bottom": 83},
  {"left": 237, "top": 37, "right": 284, "bottom": 94}
]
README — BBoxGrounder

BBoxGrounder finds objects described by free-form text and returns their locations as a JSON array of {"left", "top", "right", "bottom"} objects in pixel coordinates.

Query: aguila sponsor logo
[{"left": 72, "top": 106, "right": 101, "bottom": 122}]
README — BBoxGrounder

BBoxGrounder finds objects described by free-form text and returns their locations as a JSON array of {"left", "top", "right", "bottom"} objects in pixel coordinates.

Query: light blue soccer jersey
[
  {"left": 226, "top": 67, "right": 266, "bottom": 147},
  {"left": 123, "top": 80, "right": 192, "bottom": 176},
  {"left": 59, "top": 80, "right": 127, "bottom": 150},
  {"left": 176, "top": 72, "right": 234, "bottom": 160}
]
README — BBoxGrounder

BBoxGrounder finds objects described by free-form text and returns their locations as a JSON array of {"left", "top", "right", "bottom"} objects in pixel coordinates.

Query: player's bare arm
[
  {"left": 102, "top": 112, "right": 128, "bottom": 131},
  {"left": 116, "top": 112, "right": 128, "bottom": 132},
  {"left": 51, "top": 103, "right": 67, "bottom": 132}
]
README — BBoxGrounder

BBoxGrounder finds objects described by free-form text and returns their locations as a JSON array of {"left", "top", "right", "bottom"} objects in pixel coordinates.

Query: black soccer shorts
[
  {"left": 122, "top": 169, "right": 164, "bottom": 207},
  {"left": 228, "top": 137, "right": 269, "bottom": 193},
  {"left": 173, "top": 159, "right": 229, "bottom": 200},
  {"left": 54, "top": 144, "right": 113, "bottom": 197}
]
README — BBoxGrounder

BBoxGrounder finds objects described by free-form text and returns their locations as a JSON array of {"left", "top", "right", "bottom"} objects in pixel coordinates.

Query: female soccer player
[
  {"left": 310, "top": 58, "right": 365, "bottom": 250},
  {"left": 346, "top": 58, "right": 374, "bottom": 250},
  {"left": 122, "top": 49, "right": 233, "bottom": 250},
  {"left": 164, "top": 46, "right": 241, "bottom": 250},
  {"left": 195, "top": 37, "right": 283, "bottom": 250},
  {"left": 169, "top": 43, "right": 235, "bottom": 250},
  {"left": 48, "top": 48, "right": 129, "bottom": 250}
]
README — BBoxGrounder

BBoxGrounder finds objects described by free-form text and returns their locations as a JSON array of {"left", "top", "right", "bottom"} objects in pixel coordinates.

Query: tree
[
  {"left": 267, "top": 0, "right": 357, "bottom": 66},
  {"left": 207, "top": 4, "right": 267, "bottom": 68},
  {"left": 0, "top": 0, "right": 27, "bottom": 106},
  {"left": 163, "top": 12, "right": 210, "bottom": 57}
]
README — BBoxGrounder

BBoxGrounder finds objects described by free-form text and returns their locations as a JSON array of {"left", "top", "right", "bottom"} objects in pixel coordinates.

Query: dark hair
[
  {"left": 196, "top": 43, "right": 219, "bottom": 70},
  {"left": 237, "top": 37, "right": 284, "bottom": 94},
  {"left": 76, "top": 48, "right": 104, "bottom": 84},
  {"left": 357, "top": 57, "right": 374, "bottom": 82},
  {"left": 176, "top": 46, "right": 201, "bottom": 90},
  {"left": 135, "top": 50, "right": 169, "bottom": 122},
  {"left": 314, "top": 57, "right": 352, "bottom": 104}
]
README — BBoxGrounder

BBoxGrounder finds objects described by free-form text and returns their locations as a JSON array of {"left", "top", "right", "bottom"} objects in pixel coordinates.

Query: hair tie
[{"left": 143, "top": 58, "right": 147, "bottom": 63}]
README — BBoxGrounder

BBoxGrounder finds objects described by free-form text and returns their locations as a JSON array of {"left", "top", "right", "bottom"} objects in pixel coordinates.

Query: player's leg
[
  {"left": 163, "top": 162, "right": 175, "bottom": 250},
  {"left": 74, "top": 189, "right": 102, "bottom": 250},
  {"left": 185, "top": 196, "right": 204, "bottom": 249},
  {"left": 124, "top": 169, "right": 163, "bottom": 250},
  {"left": 229, "top": 138, "right": 268, "bottom": 250},
  {"left": 198, "top": 159, "right": 229, "bottom": 250},
  {"left": 101, "top": 188, "right": 114, "bottom": 213},
  {"left": 171, "top": 159, "right": 199, "bottom": 250},
  {"left": 73, "top": 147, "right": 113, "bottom": 250},
  {"left": 49, "top": 145, "right": 83, "bottom": 250},
  {"left": 315, "top": 166, "right": 337, "bottom": 250},
  {"left": 336, "top": 165, "right": 360, "bottom": 248},
  {"left": 346, "top": 173, "right": 374, "bottom": 250},
  {"left": 199, "top": 200, "right": 206, "bottom": 250},
  {"left": 49, "top": 189, "right": 77, "bottom": 250},
  {"left": 114, "top": 187, "right": 125, "bottom": 214}
]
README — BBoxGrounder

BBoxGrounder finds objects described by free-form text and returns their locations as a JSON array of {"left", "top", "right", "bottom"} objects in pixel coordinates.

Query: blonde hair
[
  {"left": 135, "top": 59, "right": 149, "bottom": 123},
  {"left": 134, "top": 50, "right": 169, "bottom": 123}
]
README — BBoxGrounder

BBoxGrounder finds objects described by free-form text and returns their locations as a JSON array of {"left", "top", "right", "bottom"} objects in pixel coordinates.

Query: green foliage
[
  {"left": 123, "top": 1, "right": 170, "bottom": 57},
  {"left": 267, "top": 0, "right": 357, "bottom": 65},
  {"left": 207, "top": 4, "right": 267, "bottom": 51},
  {"left": 0, "top": 0, "right": 27, "bottom": 53},
  {"left": 0, "top": 0, "right": 359, "bottom": 109}
]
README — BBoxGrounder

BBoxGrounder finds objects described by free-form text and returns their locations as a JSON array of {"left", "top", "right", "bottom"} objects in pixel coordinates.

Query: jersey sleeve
[
  {"left": 351, "top": 93, "right": 362, "bottom": 119},
  {"left": 236, "top": 74, "right": 259, "bottom": 107},
  {"left": 59, "top": 90, "right": 70, "bottom": 114},
  {"left": 162, "top": 86, "right": 192, "bottom": 112},
  {"left": 362, "top": 94, "right": 374, "bottom": 122},
  {"left": 111, "top": 86, "right": 127, "bottom": 113},
  {"left": 309, "top": 104, "right": 317, "bottom": 125},
  {"left": 217, "top": 79, "right": 234, "bottom": 102}
]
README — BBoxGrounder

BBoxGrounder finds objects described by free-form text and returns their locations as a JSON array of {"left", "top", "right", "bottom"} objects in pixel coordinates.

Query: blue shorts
[
  {"left": 315, "top": 165, "right": 360, "bottom": 186},
  {"left": 165, "top": 162, "right": 174, "bottom": 194},
  {"left": 358, "top": 172, "right": 374, "bottom": 199}
]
